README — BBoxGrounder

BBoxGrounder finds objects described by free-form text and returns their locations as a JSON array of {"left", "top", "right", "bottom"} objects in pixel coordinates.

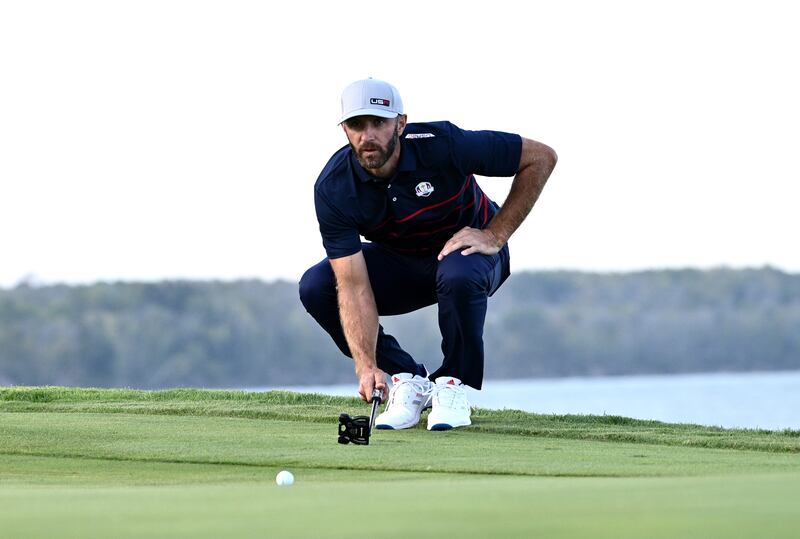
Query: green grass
[{"left": 1, "top": 386, "right": 799, "bottom": 538}]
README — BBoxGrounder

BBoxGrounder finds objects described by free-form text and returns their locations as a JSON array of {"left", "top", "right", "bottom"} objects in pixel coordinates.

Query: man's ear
[{"left": 397, "top": 114, "right": 407, "bottom": 135}]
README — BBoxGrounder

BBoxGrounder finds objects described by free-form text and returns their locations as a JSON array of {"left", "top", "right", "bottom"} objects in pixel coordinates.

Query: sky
[{"left": 1, "top": 0, "right": 798, "bottom": 287}]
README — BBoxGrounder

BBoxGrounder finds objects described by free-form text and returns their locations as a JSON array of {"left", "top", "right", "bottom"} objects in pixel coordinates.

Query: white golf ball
[{"left": 275, "top": 470, "right": 294, "bottom": 486}]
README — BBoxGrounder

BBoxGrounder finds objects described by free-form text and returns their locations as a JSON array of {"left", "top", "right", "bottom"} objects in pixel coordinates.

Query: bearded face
[
  {"left": 343, "top": 116, "right": 404, "bottom": 176},
  {"left": 351, "top": 127, "right": 398, "bottom": 169}
]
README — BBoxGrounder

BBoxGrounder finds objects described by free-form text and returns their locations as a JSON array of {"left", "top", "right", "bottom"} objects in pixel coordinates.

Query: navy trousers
[{"left": 298, "top": 242, "right": 510, "bottom": 390}]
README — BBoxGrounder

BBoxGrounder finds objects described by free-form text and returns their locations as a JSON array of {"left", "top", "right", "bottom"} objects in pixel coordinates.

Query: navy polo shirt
[{"left": 314, "top": 121, "right": 522, "bottom": 259}]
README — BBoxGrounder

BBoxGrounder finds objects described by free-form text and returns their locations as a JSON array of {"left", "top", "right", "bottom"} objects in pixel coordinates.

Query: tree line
[{"left": 1, "top": 267, "right": 798, "bottom": 389}]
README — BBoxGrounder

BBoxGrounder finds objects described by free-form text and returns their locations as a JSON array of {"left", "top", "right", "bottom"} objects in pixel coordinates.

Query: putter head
[{"left": 338, "top": 413, "right": 371, "bottom": 445}]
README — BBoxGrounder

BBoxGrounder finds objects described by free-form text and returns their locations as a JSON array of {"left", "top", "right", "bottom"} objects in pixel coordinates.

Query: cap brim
[{"left": 339, "top": 108, "right": 399, "bottom": 124}]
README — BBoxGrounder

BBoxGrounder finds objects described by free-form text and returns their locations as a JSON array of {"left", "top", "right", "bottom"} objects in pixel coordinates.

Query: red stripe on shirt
[
  {"left": 367, "top": 215, "right": 395, "bottom": 234},
  {"left": 415, "top": 197, "right": 476, "bottom": 226}
]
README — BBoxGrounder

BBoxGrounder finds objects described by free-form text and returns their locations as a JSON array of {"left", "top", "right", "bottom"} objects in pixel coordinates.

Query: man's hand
[
  {"left": 356, "top": 365, "right": 387, "bottom": 403},
  {"left": 437, "top": 227, "right": 503, "bottom": 261}
]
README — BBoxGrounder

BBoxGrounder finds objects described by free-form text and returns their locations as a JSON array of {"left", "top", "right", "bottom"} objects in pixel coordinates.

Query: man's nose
[{"left": 359, "top": 123, "right": 379, "bottom": 141}]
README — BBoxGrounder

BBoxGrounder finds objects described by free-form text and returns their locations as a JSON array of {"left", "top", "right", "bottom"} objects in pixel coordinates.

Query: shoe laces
[
  {"left": 386, "top": 378, "right": 432, "bottom": 408},
  {"left": 433, "top": 383, "right": 469, "bottom": 410}
]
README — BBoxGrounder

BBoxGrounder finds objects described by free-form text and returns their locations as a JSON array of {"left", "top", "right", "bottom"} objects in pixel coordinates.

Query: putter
[{"left": 337, "top": 388, "right": 383, "bottom": 445}]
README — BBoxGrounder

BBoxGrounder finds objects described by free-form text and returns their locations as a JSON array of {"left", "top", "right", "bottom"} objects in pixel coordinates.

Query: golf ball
[{"left": 276, "top": 470, "right": 294, "bottom": 486}]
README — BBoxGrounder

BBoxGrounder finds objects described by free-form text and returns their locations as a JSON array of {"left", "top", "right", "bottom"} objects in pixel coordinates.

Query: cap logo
[{"left": 369, "top": 98, "right": 390, "bottom": 107}]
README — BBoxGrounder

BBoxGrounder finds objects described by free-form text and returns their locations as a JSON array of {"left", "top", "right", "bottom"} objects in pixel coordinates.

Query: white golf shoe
[
  {"left": 374, "top": 373, "right": 434, "bottom": 430},
  {"left": 427, "top": 376, "right": 472, "bottom": 431}
]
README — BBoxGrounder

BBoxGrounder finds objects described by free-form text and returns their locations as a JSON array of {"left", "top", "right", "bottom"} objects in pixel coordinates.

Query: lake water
[{"left": 263, "top": 370, "right": 800, "bottom": 431}]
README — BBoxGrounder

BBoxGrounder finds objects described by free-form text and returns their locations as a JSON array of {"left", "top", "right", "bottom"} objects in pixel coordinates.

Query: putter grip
[{"left": 371, "top": 388, "right": 383, "bottom": 403}]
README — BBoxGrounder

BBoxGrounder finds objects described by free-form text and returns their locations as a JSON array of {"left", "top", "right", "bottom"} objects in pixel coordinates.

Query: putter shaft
[{"left": 368, "top": 388, "right": 383, "bottom": 435}]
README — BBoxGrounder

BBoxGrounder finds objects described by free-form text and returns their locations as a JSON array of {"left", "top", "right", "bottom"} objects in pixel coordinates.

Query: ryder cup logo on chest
[{"left": 415, "top": 181, "right": 434, "bottom": 197}]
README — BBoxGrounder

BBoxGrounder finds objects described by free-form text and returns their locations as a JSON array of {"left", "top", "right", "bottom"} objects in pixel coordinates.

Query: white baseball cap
[{"left": 339, "top": 78, "right": 403, "bottom": 124}]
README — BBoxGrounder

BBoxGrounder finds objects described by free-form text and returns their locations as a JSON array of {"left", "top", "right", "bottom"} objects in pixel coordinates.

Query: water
[{"left": 263, "top": 370, "right": 800, "bottom": 431}]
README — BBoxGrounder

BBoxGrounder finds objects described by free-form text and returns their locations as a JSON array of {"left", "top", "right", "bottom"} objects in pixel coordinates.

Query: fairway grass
[{"left": 2, "top": 387, "right": 799, "bottom": 538}]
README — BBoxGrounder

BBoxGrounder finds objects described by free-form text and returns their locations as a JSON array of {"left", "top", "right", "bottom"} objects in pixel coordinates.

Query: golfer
[{"left": 299, "top": 78, "right": 557, "bottom": 430}]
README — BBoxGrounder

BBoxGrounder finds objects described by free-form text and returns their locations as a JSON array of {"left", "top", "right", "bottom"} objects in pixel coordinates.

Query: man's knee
[
  {"left": 436, "top": 253, "right": 487, "bottom": 296},
  {"left": 298, "top": 260, "right": 336, "bottom": 311}
]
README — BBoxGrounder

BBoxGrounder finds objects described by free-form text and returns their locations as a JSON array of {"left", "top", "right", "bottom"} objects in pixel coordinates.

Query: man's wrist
[
  {"left": 354, "top": 357, "right": 378, "bottom": 375},
  {"left": 485, "top": 227, "right": 507, "bottom": 249}
]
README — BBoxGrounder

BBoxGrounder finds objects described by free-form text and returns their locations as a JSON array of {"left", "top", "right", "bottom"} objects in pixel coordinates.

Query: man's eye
[
  {"left": 346, "top": 119, "right": 363, "bottom": 130},
  {"left": 374, "top": 118, "right": 385, "bottom": 126}
]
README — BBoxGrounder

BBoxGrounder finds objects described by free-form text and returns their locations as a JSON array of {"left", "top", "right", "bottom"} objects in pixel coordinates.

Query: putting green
[{"left": 1, "top": 387, "right": 798, "bottom": 538}]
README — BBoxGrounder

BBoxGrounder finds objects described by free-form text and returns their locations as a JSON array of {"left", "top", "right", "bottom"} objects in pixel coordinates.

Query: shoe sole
[
  {"left": 427, "top": 421, "right": 471, "bottom": 431},
  {"left": 375, "top": 420, "right": 419, "bottom": 430}
]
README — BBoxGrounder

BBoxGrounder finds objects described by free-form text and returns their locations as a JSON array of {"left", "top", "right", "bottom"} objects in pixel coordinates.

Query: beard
[{"left": 351, "top": 128, "right": 399, "bottom": 170}]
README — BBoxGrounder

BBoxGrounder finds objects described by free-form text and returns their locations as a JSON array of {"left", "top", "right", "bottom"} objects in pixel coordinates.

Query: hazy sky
[{"left": 2, "top": 0, "right": 798, "bottom": 287}]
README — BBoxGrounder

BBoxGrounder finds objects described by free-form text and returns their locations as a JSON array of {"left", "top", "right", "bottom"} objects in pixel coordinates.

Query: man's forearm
[
  {"left": 337, "top": 283, "right": 379, "bottom": 372},
  {"left": 487, "top": 139, "right": 557, "bottom": 245},
  {"left": 486, "top": 169, "right": 546, "bottom": 245}
]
